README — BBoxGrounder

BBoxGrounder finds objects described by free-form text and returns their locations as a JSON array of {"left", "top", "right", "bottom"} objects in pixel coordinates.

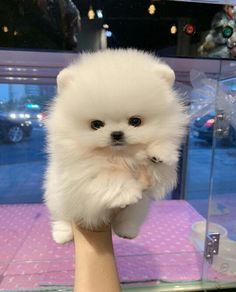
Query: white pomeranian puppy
[{"left": 44, "top": 49, "right": 188, "bottom": 244}]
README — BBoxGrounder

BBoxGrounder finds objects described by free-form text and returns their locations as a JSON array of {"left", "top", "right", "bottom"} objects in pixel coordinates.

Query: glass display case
[
  {"left": 0, "top": 0, "right": 236, "bottom": 291},
  {"left": 202, "top": 60, "right": 236, "bottom": 288},
  {"left": 0, "top": 51, "right": 235, "bottom": 292}
]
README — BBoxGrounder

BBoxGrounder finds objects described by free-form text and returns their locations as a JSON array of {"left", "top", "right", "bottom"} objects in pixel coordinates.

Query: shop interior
[{"left": 0, "top": 1, "right": 236, "bottom": 291}]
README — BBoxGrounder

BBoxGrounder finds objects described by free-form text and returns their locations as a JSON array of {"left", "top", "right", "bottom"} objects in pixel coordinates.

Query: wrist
[{"left": 73, "top": 223, "right": 114, "bottom": 253}]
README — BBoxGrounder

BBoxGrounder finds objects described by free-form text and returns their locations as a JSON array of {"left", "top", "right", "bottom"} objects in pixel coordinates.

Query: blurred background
[{"left": 0, "top": 0, "right": 236, "bottom": 57}]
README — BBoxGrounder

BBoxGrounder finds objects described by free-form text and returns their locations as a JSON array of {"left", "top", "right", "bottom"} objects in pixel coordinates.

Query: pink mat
[{"left": 0, "top": 200, "right": 235, "bottom": 290}]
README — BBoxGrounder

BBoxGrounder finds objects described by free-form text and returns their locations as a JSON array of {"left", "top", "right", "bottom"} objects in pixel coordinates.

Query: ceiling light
[
  {"left": 183, "top": 23, "right": 196, "bottom": 35},
  {"left": 2, "top": 26, "right": 8, "bottom": 33},
  {"left": 170, "top": 25, "right": 177, "bottom": 34},
  {"left": 222, "top": 25, "right": 234, "bottom": 38},
  {"left": 96, "top": 10, "right": 103, "bottom": 19},
  {"left": 103, "top": 24, "right": 109, "bottom": 29},
  {"left": 106, "top": 31, "right": 112, "bottom": 37},
  {"left": 88, "top": 5, "right": 95, "bottom": 20},
  {"left": 148, "top": 4, "right": 156, "bottom": 15}
]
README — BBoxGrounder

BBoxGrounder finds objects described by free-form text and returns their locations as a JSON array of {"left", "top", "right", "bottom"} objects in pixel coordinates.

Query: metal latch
[{"left": 204, "top": 233, "right": 220, "bottom": 264}]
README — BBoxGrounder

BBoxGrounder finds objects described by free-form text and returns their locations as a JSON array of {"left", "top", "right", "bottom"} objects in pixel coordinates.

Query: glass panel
[
  {"left": 4, "top": 52, "right": 236, "bottom": 291},
  {"left": 184, "top": 70, "right": 215, "bottom": 218},
  {"left": 0, "top": 53, "right": 211, "bottom": 292},
  {"left": 1, "top": 1, "right": 236, "bottom": 59},
  {"left": 0, "top": 82, "right": 56, "bottom": 204},
  {"left": 203, "top": 59, "right": 236, "bottom": 288}
]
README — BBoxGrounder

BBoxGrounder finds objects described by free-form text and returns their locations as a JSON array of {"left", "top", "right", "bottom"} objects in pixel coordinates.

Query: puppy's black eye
[
  {"left": 128, "top": 116, "right": 142, "bottom": 127},
  {"left": 91, "top": 120, "right": 105, "bottom": 130}
]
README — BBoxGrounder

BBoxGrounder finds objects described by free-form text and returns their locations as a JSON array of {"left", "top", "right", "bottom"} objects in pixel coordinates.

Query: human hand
[{"left": 73, "top": 221, "right": 121, "bottom": 292}]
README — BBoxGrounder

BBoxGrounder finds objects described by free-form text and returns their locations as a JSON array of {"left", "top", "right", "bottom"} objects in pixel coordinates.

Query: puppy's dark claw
[{"left": 150, "top": 156, "right": 163, "bottom": 164}]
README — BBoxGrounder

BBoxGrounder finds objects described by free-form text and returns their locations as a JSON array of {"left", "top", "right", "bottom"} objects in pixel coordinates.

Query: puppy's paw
[
  {"left": 52, "top": 221, "right": 73, "bottom": 244},
  {"left": 113, "top": 221, "right": 139, "bottom": 239},
  {"left": 149, "top": 156, "right": 163, "bottom": 164},
  {"left": 147, "top": 146, "right": 179, "bottom": 166}
]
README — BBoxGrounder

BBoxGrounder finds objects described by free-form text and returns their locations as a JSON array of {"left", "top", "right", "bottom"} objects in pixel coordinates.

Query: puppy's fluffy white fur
[{"left": 44, "top": 49, "right": 187, "bottom": 243}]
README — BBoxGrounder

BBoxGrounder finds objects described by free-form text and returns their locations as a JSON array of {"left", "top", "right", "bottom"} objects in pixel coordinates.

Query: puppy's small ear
[
  {"left": 155, "top": 63, "right": 175, "bottom": 87},
  {"left": 56, "top": 68, "right": 73, "bottom": 93}
]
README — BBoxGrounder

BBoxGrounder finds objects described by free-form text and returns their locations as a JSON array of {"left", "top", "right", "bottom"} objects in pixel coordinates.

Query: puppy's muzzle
[{"left": 111, "top": 131, "right": 125, "bottom": 145}]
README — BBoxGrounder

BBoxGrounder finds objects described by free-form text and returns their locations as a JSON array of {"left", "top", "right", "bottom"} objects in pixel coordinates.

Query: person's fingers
[
  {"left": 73, "top": 207, "right": 122, "bottom": 233},
  {"left": 73, "top": 222, "right": 111, "bottom": 233}
]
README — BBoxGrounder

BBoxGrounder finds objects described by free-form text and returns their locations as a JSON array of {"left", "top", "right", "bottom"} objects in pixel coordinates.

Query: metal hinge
[
  {"left": 215, "top": 110, "right": 229, "bottom": 138},
  {"left": 204, "top": 233, "right": 220, "bottom": 264}
]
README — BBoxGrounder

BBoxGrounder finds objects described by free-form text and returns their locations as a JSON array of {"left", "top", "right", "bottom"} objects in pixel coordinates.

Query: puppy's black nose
[{"left": 111, "top": 131, "right": 124, "bottom": 141}]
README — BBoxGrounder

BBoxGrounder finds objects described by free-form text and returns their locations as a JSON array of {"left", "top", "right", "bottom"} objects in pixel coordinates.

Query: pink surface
[{"left": 0, "top": 200, "right": 235, "bottom": 290}]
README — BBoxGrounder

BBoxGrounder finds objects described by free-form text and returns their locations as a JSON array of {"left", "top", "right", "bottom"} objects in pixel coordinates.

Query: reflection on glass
[
  {"left": 0, "top": 0, "right": 81, "bottom": 50},
  {"left": 1, "top": 1, "right": 236, "bottom": 59},
  {"left": 0, "top": 83, "right": 56, "bottom": 204},
  {"left": 199, "top": 5, "right": 236, "bottom": 58}
]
